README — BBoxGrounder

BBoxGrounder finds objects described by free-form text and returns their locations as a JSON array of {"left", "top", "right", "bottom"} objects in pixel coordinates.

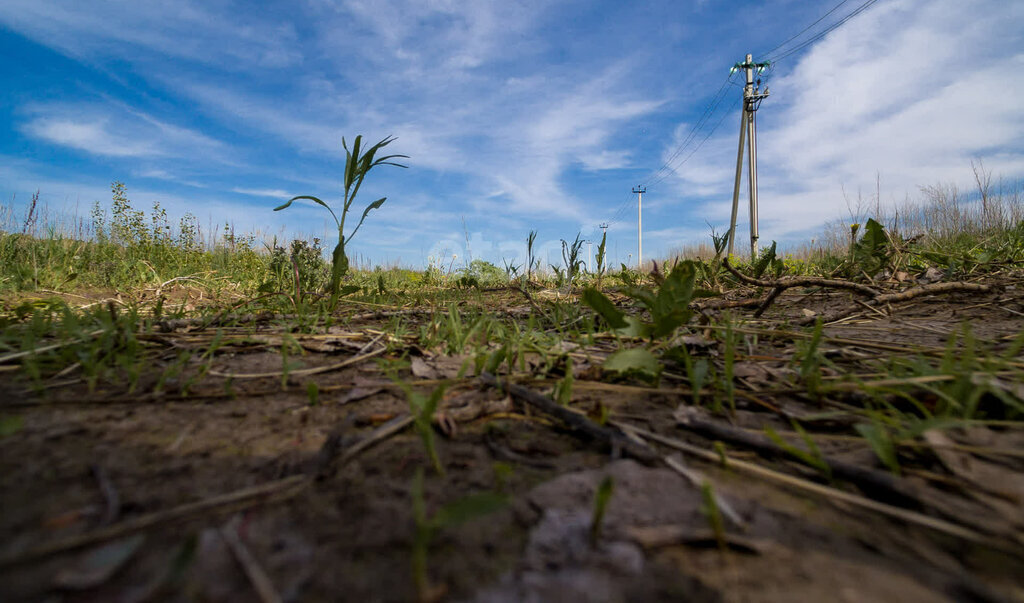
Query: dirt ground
[{"left": 1, "top": 277, "right": 1023, "bottom": 602}]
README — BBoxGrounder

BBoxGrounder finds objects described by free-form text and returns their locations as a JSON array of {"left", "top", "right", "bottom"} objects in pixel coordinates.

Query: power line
[
  {"left": 757, "top": 0, "right": 852, "bottom": 59},
  {"left": 644, "top": 95, "right": 742, "bottom": 190},
  {"left": 641, "top": 72, "right": 737, "bottom": 187},
  {"left": 766, "top": 0, "right": 880, "bottom": 63},
  {"left": 600, "top": 0, "right": 881, "bottom": 227},
  {"left": 636, "top": 0, "right": 878, "bottom": 192}
]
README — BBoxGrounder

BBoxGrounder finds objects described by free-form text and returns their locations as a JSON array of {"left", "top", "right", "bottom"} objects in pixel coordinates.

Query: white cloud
[
  {"left": 23, "top": 118, "right": 156, "bottom": 157},
  {"left": 658, "top": 0, "right": 1024, "bottom": 243},
  {"left": 0, "top": 1, "right": 304, "bottom": 71},
  {"left": 5, "top": 0, "right": 1022, "bottom": 266},
  {"left": 232, "top": 187, "right": 292, "bottom": 199},
  {"left": 20, "top": 103, "right": 229, "bottom": 163}
]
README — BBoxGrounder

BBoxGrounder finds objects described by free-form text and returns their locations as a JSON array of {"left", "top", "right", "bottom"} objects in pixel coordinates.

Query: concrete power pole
[
  {"left": 632, "top": 186, "right": 645, "bottom": 270},
  {"left": 727, "top": 54, "right": 770, "bottom": 260}
]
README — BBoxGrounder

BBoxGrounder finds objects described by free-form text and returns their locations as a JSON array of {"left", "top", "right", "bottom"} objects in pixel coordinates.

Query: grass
[{"left": 2, "top": 173, "right": 1024, "bottom": 594}]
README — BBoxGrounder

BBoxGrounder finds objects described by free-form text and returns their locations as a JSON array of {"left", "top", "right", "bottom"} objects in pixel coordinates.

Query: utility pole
[
  {"left": 632, "top": 186, "right": 645, "bottom": 270},
  {"left": 727, "top": 54, "right": 770, "bottom": 260}
]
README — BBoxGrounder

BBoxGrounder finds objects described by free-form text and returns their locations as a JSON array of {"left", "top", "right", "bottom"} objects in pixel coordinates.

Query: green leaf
[
  {"left": 485, "top": 346, "right": 507, "bottom": 373},
  {"left": 362, "top": 197, "right": 387, "bottom": 219},
  {"left": 752, "top": 241, "right": 777, "bottom": 278},
  {"left": 861, "top": 218, "right": 886, "bottom": 251},
  {"left": 328, "top": 240, "right": 349, "bottom": 295},
  {"left": 658, "top": 260, "right": 697, "bottom": 308},
  {"left": 581, "top": 288, "right": 628, "bottom": 329},
  {"left": 275, "top": 195, "right": 329, "bottom": 212},
  {"left": 615, "top": 316, "right": 651, "bottom": 339},
  {"left": 855, "top": 423, "right": 900, "bottom": 474},
  {"left": 603, "top": 348, "right": 661, "bottom": 383},
  {"left": 349, "top": 197, "right": 388, "bottom": 241},
  {"left": 765, "top": 426, "right": 830, "bottom": 476},
  {"left": 337, "top": 285, "right": 360, "bottom": 297}
]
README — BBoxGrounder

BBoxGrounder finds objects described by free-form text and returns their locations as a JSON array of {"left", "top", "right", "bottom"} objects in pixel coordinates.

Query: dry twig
[
  {"left": 220, "top": 515, "right": 283, "bottom": 603},
  {"left": 478, "top": 372, "right": 660, "bottom": 465},
  {"left": 0, "top": 475, "right": 308, "bottom": 569}
]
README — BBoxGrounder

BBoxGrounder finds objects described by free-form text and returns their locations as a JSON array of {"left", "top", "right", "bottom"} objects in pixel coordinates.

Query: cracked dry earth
[{"left": 1, "top": 279, "right": 1024, "bottom": 602}]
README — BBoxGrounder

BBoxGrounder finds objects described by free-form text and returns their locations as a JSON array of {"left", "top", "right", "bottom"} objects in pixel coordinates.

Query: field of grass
[{"left": 1, "top": 180, "right": 1023, "bottom": 601}]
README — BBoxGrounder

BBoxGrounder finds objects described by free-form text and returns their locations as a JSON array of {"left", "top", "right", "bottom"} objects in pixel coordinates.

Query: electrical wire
[
  {"left": 599, "top": 0, "right": 881, "bottom": 227},
  {"left": 641, "top": 72, "right": 737, "bottom": 187},
  {"left": 757, "top": 0, "right": 852, "bottom": 59},
  {"left": 766, "top": 0, "right": 880, "bottom": 63},
  {"left": 645, "top": 96, "right": 742, "bottom": 189}
]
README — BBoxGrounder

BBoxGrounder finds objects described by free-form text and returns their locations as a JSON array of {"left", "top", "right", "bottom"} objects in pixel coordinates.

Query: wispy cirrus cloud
[
  {"left": 20, "top": 102, "right": 228, "bottom": 161},
  {"left": 231, "top": 187, "right": 292, "bottom": 199},
  {"left": 0, "top": 0, "right": 303, "bottom": 70},
  {"left": 2, "top": 0, "right": 1022, "bottom": 267}
]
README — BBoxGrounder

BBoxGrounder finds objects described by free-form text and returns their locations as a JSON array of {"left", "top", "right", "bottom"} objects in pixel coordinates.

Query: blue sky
[{"left": 1, "top": 0, "right": 1022, "bottom": 270}]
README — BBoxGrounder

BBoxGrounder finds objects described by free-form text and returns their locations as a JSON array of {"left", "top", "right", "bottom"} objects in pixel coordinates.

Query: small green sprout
[
  {"left": 590, "top": 475, "right": 615, "bottom": 545},
  {"left": 411, "top": 468, "right": 507, "bottom": 601},
  {"left": 700, "top": 481, "right": 727, "bottom": 553}
]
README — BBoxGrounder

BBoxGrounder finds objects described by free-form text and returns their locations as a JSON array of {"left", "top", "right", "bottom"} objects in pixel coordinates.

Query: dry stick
[
  {"left": 208, "top": 346, "right": 386, "bottom": 379},
  {"left": 479, "top": 373, "right": 746, "bottom": 525},
  {"left": 0, "top": 329, "right": 105, "bottom": 365},
  {"left": 0, "top": 475, "right": 308, "bottom": 569},
  {"left": 692, "top": 297, "right": 764, "bottom": 311},
  {"left": 1, "top": 414, "right": 418, "bottom": 568},
  {"left": 313, "top": 414, "right": 415, "bottom": 479},
  {"left": 854, "top": 298, "right": 890, "bottom": 319},
  {"left": 478, "top": 372, "right": 660, "bottom": 465},
  {"left": 610, "top": 422, "right": 1004, "bottom": 550},
  {"left": 752, "top": 286, "right": 785, "bottom": 318},
  {"left": 722, "top": 258, "right": 881, "bottom": 297},
  {"left": 874, "top": 281, "right": 992, "bottom": 304},
  {"left": 220, "top": 515, "right": 283, "bottom": 603},
  {"left": 156, "top": 312, "right": 282, "bottom": 333},
  {"left": 673, "top": 412, "right": 922, "bottom": 506},
  {"left": 349, "top": 308, "right": 429, "bottom": 321},
  {"left": 798, "top": 281, "right": 996, "bottom": 326}
]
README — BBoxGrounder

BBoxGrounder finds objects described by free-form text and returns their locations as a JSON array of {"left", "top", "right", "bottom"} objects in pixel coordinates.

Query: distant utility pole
[
  {"left": 727, "top": 54, "right": 770, "bottom": 260},
  {"left": 632, "top": 186, "right": 645, "bottom": 270}
]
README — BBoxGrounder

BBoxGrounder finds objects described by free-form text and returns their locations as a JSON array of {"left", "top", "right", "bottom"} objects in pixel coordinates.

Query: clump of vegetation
[
  {"left": 263, "top": 238, "right": 330, "bottom": 297},
  {"left": 274, "top": 135, "right": 408, "bottom": 301}
]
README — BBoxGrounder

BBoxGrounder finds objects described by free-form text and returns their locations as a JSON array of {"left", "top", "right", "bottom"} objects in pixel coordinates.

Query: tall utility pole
[
  {"left": 632, "top": 186, "right": 645, "bottom": 270},
  {"left": 727, "top": 54, "right": 770, "bottom": 260}
]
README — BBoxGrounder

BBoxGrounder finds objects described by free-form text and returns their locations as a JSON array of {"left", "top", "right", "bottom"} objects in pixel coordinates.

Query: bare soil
[{"left": 2, "top": 278, "right": 1023, "bottom": 602}]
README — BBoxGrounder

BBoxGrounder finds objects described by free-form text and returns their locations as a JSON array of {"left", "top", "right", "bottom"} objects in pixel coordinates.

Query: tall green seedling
[
  {"left": 275, "top": 135, "right": 408, "bottom": 301},
  {"left": 525, "top": 230, "right": 538, "bottom": 284},
  {"left": 594, "top": 229, "right": 608, "bottom": 287}
]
